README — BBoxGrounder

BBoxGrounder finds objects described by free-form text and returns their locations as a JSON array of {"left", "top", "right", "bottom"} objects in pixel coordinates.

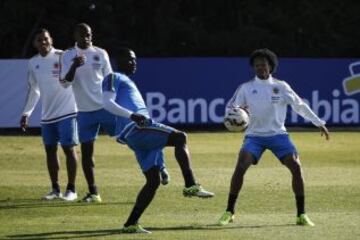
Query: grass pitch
[{"left": 0, "top": 131, "right": 359, "bottom": 240}]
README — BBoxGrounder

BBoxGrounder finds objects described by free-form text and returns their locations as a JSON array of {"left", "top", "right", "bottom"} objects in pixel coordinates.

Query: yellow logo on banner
[{"left": 343, "top": 62, "right": 360, "bottom": 95}]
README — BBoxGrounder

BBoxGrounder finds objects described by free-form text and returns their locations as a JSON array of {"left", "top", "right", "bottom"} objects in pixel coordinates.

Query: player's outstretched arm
[{"left": 319, "top": 125, "right": 330, "bottom": 140}]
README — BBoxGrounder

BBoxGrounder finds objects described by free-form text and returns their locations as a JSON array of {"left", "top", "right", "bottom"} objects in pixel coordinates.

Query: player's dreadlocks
[{"left": 249, "top": 48, "right": 278, "bottom": 73}]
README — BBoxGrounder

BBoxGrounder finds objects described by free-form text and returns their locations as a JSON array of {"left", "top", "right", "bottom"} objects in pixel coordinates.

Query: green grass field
[{"left": 0, "top": 131, "right": 359, "bottom": 240}]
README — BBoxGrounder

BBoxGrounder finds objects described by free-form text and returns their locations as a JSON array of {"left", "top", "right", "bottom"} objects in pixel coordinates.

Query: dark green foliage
[{"left": 1, "top": 0, "right": 359, "bottom": 58}]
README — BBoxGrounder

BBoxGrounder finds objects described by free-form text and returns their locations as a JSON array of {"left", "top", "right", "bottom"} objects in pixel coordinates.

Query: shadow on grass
[
  {"left": 148, "top": 223, "right": 295, "bottom": 231},
  {"left": 3, "top": 229, "right": 122, "bottom": 240},
  {"left": 0, "top": 198, "right": 134, "bottom": 210},
  {"left": 3, "top": 224, "right": 296, "bottom": 240}
]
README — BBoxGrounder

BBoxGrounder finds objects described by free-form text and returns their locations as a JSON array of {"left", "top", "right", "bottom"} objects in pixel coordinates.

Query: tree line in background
[{"left": 1, "top": 0, "right": 359, "bottom": 58}]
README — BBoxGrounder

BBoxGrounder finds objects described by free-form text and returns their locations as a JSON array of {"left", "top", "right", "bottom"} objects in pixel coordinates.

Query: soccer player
[
  {"left": 20, "top": 29, "right": 78, "bottom": 201},
  {"left": 102, "top": 48, "right": 215, "bottom": 234},
  {"left": 217, "top": 49, "right": 330, "bottom": 227},
  {"left": 61, "top": 23, "right": 170, "bottom": 201},
  {"left": 60, "top": 23, "right": 116, "bottom": 202}
]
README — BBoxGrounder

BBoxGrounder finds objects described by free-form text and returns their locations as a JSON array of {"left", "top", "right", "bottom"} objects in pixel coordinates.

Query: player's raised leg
[{"left": 166, "top": 131, "right": 214, "bottom": 198}]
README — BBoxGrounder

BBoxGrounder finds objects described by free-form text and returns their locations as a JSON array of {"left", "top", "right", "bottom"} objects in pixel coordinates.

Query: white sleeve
[
  {"left": 22, "top": 65, "right": 40, "bottom": 116},
  {"left": 102, "top": 50, "right": 113, "bottom": 76},
  {"left": 226, "top": 84, "right": 246, "bottom": 109},
  {"left": 103, "top": 91, "right": 133, "bottom": 118},
  {"left": 59, "top": 50, "right": 73, "bottom": 88},
  {"left": 283, "top": 83, "right": 326, "bottom": 127}
]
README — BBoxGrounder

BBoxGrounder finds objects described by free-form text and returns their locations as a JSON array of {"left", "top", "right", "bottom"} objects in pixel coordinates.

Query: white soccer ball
[{"left": 224, "top": 107, "right": 249, "bottom": 132}]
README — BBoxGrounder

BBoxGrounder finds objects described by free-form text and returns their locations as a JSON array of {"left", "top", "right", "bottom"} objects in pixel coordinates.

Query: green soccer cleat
[
  {"left": 183, "top": 184, "right": 214, "bottom": 198},
  {"left": 296, "top": 214, "right": 315, "bottom": 226},
  {"left": 217, "top": 211, "right": 235, "bottom": 226},
  {"left": 122, "top": 224, "right": 151, "bottom": 234},
  {"left": 81, "top": 193, "right": 102, "bottom": 203}
]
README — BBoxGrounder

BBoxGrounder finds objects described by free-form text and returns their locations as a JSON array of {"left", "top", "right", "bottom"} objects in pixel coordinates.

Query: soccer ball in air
[{"left": 224, "top": 107, "right": 249, "bottom": 132}]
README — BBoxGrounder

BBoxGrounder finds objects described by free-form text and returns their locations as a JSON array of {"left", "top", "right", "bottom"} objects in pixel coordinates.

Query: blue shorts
[
  {"left": 41, "top": 117, "right": 78, "bottom": 146},
  {"left": 241, "top": 134, "right": 298, "bottom": 163},
  {"left": 77, "top": 108, "right": 116, "bottom": 143},
  {"left": 118, "top": 121, "right": 175, "bottom": 172}
]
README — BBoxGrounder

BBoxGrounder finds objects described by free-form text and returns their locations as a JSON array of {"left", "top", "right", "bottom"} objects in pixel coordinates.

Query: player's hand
[
  {"left": 319, "top": 125, "right": 330, "bottom": 140},
  {"left": 72, "top": 55, "right": 86, "bottom": 68},
  {"left": 130, "top": 113, "right": 148, "bottom": 127},
  {"left": 20, "top": 115, "right": 28, "bottom": 132}
]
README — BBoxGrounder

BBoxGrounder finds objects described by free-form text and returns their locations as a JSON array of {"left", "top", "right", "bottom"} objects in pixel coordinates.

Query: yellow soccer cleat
[
  {"left": 217, "top": 211, "right": 235, "bottom": 226},
  {"left": 122, "top": 224, "right": 151, "bottom": 234},
  {"left": 81, "top": 193, "right": 102, "bottom": 203},
  {"left": 183, "top": 184, "right": 215, "bottom": 198},
  {"left": 296, "top": 214, "right": 315, "bottom": 226}
]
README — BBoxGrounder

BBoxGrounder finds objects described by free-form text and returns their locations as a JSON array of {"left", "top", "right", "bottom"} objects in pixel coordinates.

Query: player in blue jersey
[{"left": 102, "top": 48, "right": 214, "bottom": 234}]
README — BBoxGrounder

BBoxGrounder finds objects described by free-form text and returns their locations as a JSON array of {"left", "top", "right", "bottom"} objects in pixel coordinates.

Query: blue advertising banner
[
  {"left": 0, "top": 58, "right": 359, "bottom": 128},
  {"left": 133, "top": 58, "right": 360, "bottom": 126}
]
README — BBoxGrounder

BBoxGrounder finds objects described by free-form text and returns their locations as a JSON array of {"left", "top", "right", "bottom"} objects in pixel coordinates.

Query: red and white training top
[
  {"left": 22, "top": 48, "right": 77, "bottom": 124},
  {"left": 60, "top": 45, "right": 113, "bottom": 112},
  {"left": 227, "top": 75, "right": 325, "bottom": 136}
]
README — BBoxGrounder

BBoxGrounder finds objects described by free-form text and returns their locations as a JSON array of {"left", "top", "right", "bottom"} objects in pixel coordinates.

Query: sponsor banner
[
  {"left": 0, "top": 60, "right": 42, "bottom": 128},
  {"left": 0, "top": 58, "right": 359, "bottom": 128}
]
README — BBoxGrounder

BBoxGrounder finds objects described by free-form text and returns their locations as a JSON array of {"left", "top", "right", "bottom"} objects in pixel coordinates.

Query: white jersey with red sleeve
[
  {"left": 226, "top": 75, "right": 325, "bottom": 136},
  {"left": 22, "top": 48, "right": 77, "bottom": 124},
  {"left": 60, "top": 45, "right": 113, "bottom": 112}
]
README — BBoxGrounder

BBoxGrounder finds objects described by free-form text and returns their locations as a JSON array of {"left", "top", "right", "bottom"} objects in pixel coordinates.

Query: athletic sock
[
  {"left": 296, "top": 195, "right": 305, "bottom": 216},
  {"left": 184, "top": 171, "right": 196, "bottom": 188},
  {"left": 52, "top": 183, "right": 60, "bottom": 193},
  {"left": 66, "top": 183, "right": 75, "bottom": 193},
  {"left": 89, "top": 185, "right": 98, "bottom": 195},
  {"left": 226, "top": 194, "right": 238, "bottom": 214},
  {"left": 124, "top": 207, "right": 141, "bottom": 227}
]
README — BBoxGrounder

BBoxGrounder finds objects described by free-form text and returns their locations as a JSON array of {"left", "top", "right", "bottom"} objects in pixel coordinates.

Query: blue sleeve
[{"left": 102, "top": 73, "right": 117, "bottom": 92}]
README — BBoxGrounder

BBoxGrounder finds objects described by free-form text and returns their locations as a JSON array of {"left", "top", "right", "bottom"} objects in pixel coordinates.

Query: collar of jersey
[
  {"left": 75, "top": 44, "right": 94, "bottom": 52},
  {"left": 255, "top": 75, "right": 273, "bottom": 84},
  {"left": 39, "top": 47, "right": 55, "bottom": 58}
]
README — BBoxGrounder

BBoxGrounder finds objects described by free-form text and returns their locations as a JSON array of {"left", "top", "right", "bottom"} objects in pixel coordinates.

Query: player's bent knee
[
  {"left": 45, "top": 145, "right": 58, "bottom": 153},
  {"left": 282, "top": 155, "right": 302, "bottom": 173},
  {"left": 173, "top": 131, "right": 187, "bottom": 146},
  {"left": 237, "top": 151, "right": 255, "bottom": 169},
  {"left": 144, "top": 166, "right": 161, "bottom": 189},
  {"left": 146, "top": 176, "right": 161, "bottom": 190}
]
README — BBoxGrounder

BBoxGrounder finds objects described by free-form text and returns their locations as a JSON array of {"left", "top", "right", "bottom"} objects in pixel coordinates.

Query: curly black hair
[{"left": 249, "top": 48, "right": 278, "bottom": 73}]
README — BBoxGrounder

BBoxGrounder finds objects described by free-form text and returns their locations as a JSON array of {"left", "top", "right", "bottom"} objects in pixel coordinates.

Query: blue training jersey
[{"left": 102, "top": 72, "right": 149, "bottom": 134}]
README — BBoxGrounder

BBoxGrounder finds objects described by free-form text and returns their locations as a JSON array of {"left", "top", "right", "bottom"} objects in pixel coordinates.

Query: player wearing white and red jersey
[
  {"left": 218, "top": 49, "right": 330, "bottom": 227},
  {"left": 60, "top": 43, "right": 112, "bottom": 112},
  {"left": 20, "top": 29, "right": 78, "bottom": 202},
  {"left": 227, "top": 76, "right": 325, "bottom": 137},
  {"left": 24, "top": 48, "right": 77, "bottom": 123},
  {"left": 60, "top": 23, "right": 116, "bottom": 202}
]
